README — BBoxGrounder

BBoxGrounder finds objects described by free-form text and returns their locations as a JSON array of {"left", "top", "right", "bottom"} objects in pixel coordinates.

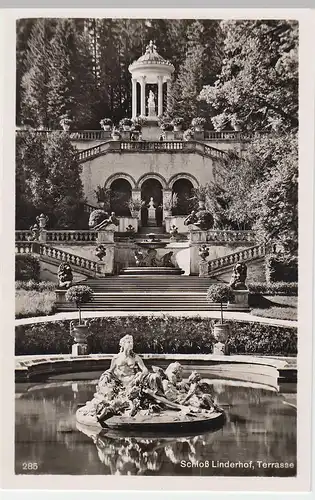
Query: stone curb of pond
[{"left": 15, "top": 353, "right": 297, "bottom": 389}]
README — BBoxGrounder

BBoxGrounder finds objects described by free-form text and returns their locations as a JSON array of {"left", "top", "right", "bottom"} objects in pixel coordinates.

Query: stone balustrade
[
  {"left": 190, "top": 229, "right": 257, "bottom": 243},
  {"left": 15, "top": 241, "right": 99, "bottom": 273},
  {"left": 76, "top": 140, "right": 227, "bottom": 163},
  {"left": 204, "top": 130, "right": 255, "bottom": 141},
  {"left": 207, "top": 244, "right": 265, "bottom": 273},
  {"left": 46, "top": 230, "right": 98, "bottom": 242},
  {"left": 15, "top": 230, "right": 98, "bottom": 243}
]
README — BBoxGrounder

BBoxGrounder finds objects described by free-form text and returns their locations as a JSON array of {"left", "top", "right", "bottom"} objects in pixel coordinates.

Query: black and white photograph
[{"left": 2, "top": 7, "right": 313, "bottom": 492}]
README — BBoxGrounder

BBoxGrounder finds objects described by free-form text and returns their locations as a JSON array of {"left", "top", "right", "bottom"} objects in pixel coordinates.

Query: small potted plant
[
  {"left": 111, "top": 127, "right": 121, "bottom": 141},
  {"left": 191, "top": 117, "right": 206, "bottom": 131},
  {"left": 60, "top": 115, "right": 73, "bottom": 131},
  {"left": 183, "top": 128, "right": 194, "bottom": 141},
  {"left": 66, "top": 285, "right": 93, "bottom": 354},
  {"left": 119, "top": 118, "right": 133, "bottom": 131},
  {"left": 133, "top": 116, "right": 147, "bottom": 127},
  {"left": 100, "top": 118, "right": 112, "bottom": 131},
  {"left": 171, "top": 117, "right": 184, "bottom": 131},
  {"left": 128, "top": 198, "right": 142, "bottom": 218},
  {"left": 206, "top": 284, "right": 234, "bottom": 354}
]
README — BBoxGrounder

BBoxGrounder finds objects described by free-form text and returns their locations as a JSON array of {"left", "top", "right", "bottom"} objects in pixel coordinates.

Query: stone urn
[
  {"left": 70, "top": 321, "right": 89, "bottom": 355},
  {"left": 102, "top": 125, "right": 111, "bottom": 131},
  {"left": 213, "top": 323, "right": 230, "bottom": 355}
]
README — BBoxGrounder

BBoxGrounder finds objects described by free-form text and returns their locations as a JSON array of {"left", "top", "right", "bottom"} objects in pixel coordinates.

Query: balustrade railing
[
  {"left": 15, "top": 241, "right": 99, "bottom": 273},
  {"left": 204, "top": 130, "right": 256, "bottom": 141},
  {"left": 205, "top": 230, "right": 257, "bottom": 243},
  {"left": 15, "top": 229, "right": 98, "bottom": 242},
  {"left": 46, "top": 230, "right": 98, "bottom": 242},
  {"left": 207, "top": 243, "right": 265, "bottom": 273}
]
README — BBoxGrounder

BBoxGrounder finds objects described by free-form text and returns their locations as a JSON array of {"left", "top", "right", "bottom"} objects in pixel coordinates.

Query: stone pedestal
[
  {"left": 97, "top": 229, "right": 115, "bottom": 243},
  {"left": 72, "top": 343, "right": 88, "bottom": 356},
  {"left": 147, "top": 207, "right": 156, "bottom": 227},
  {"left": 55, "top": 289, "right": 66, "bottom": 304},
  {"left": 39, "top": 229, "right": 47, "bottom": 242},
  {"left": 199, "top": 260, "right": 209, "bottom": 277},
  {"left": 227, "top": 289, "right": 250, "bottom": 311}
]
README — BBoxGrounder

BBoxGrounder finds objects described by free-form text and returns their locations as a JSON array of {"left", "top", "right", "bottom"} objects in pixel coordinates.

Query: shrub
[
  {"left": 15, "top": 255, "right": 40, "bottom": 281},
  {"left": 65, "top": 285, "right": 93, "bottom": 324},
  {"left": 15, "top": 316, "right": 297, "bottom": 356},
  {"left": 206, "top": 284, "right": 234, "bottom": 304},
  {"left": 15, "top": 290, "right": 56, "bottom": 319},
  {"left": 88, "top": 209, "right": 108, "bottom": 228},
  {"left": 265, "top": 255, "right": 298, "bottom": 283},
  {"left": 247, "top": 282, "right": 298, "bottom": 296}
]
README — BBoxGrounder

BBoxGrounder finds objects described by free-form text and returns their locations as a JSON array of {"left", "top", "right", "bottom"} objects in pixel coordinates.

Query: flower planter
[
  {"left": 130, "top": 210, "right": 140, "bottom": 218},
  {"left": 71, "top": 323, "right": 89, "bottom": 356},
  {"left": 102, "top": 125, "right": 112, "bottom": 131},
  {"left": 61, "top": 125, "right": 70, "bottom": 132},
  {"left": 123, "top": 125, "right": 131, "bottom": 131},
  {"left": 173, "top": 125, "right": 182, "bottom": 132},
  {"left": 112, "top": 134, "right": 121, "bottom": 141},
  {"left": 213, "top": 323, "right": 230, "bottom": 355}
]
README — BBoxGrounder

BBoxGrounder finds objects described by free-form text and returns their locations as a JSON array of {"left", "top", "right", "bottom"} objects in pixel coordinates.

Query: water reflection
[{"left": 15, "top": 378, "right": 296, "bottom": 476}]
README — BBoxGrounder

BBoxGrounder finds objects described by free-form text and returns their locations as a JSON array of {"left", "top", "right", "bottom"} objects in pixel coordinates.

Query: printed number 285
[{"left": 22, "top": 462, "right": 38, "bottom": 471}]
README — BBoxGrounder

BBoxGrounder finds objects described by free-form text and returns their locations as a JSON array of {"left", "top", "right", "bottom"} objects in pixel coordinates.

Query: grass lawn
[
  {"left": 15, "top": 290, "right": 56, "bottom": 319},
  {"left": 250, "top": 295, "right": 297, "bottom": 321}
]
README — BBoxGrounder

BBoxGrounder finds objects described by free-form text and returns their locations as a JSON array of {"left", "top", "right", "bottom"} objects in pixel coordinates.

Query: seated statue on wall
[
  {"left": 28, "top": 223, "right": 40, "bottom": 241},
  {"left": 229, "top": 262, "right": 248, "bottom": 290},
  {"left": 76, "top": 335, "right": 221, "bottom": 427},
  {"left": 57, "top": 263, "right": 73, "bottom": 289}
]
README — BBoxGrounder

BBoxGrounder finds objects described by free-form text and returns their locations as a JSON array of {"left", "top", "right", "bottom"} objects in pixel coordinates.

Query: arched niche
[
  {"left": 110, "top": 179, "right": 132, "bottom": 216},
  {"left": 172, "top": 178, "right": 195, "bottom": 216}
]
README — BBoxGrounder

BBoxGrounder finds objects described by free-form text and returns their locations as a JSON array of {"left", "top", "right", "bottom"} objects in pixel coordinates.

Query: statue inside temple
[
  {"left": 229, "top": 262, "right": 248, "bottom": 290},
  {"left": 76, "top": 335, "right": 223, "bottom": 429},
  {"left": 57, "top": 263, "right": 73, "bottom": 289},
  {"left": 147, "top": 90, "right": 156, "bottom": 117}
]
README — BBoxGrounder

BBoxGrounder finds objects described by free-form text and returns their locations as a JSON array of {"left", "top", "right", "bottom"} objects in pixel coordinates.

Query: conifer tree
[
  {"left": 47, "top": 19, "right": 97, "bottom": 129},
  {"left": 21, "top": 19, "right": 55, "bottom": 128}
]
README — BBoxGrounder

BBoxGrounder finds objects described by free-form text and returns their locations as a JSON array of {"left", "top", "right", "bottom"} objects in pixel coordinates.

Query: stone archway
[
  {"left": 140, "top": 178, "right": 163, "bottom": 227},
  {"left": 171, "top": 178, "right": 195, "bottom": 215}
]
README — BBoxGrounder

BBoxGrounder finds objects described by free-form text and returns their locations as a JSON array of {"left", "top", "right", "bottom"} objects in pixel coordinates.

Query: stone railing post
[
  {"left": 39, "top": 229, "right": 47, "bottom": 242},
  {"left": 199, "top": 261, "right": 209, "bottom": 277}
]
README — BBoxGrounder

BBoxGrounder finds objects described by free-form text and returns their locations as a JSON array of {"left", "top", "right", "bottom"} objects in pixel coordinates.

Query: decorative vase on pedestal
[
  {"left": 70, "top": 322, "right": 89, "bottom": 356},
  {"left": 102, "top": 125, "right": 111, "bottom": 131},
  {"left": 213, "top": 323, "right": 230, "bottom": 355}
]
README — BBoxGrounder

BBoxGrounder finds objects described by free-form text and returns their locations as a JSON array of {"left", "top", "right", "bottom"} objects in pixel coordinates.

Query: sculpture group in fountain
[
  {"left": 134, "top": 249, "right": 175, "bottom": 268},
  {"left": 76, "top": 335, "right": 220, "bottom": 426}
]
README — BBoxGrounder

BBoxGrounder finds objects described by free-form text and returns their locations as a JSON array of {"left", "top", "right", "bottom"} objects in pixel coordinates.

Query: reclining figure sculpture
[{"left": 76, "top": 335, "right": 223, "bottom": 431}]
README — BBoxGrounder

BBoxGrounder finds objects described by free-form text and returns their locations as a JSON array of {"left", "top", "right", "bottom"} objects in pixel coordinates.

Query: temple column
[
  {"left": 132, "top": 78, "right": 137, "bottom": 118},
  {"left": 140, "top": 77, "right": 146, "bottom": 116},
  {"left": 166, "top": 79, "right": 172, "bottom": 114},
  {"left": 157, "top": 76, "right": 163, "bottom": 116}
]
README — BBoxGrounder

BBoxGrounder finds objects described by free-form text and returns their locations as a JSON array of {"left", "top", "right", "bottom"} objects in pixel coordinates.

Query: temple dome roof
[{"left": 129, "top": 41, "right": 175, "bottom": 80}]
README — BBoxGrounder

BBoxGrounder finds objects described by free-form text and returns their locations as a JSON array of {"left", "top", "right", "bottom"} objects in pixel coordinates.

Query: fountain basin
[{"left": 120, "top": 266, "right": 184, "bottom": 275}]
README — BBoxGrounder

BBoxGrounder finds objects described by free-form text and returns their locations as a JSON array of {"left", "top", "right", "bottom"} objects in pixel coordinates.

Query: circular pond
[{"left": 15, "top": 372, "right": 296, "bottom": 476}]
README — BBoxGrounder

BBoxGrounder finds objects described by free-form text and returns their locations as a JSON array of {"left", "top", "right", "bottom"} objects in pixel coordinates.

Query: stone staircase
[{"left": 56, "top": 276, "right": 222, "bottom": 312}]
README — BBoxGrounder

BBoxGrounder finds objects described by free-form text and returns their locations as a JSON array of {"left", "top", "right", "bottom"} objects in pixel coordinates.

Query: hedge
[
  {"left": 15, "top": 255, "right": 40, "bottom": 281},
  {"left": 15, "top": 316, "right": 297, "bottom": 356},
  {"left": 265, "top": 255, "right": 298, "bottom": 283},
  {"left": 247, "top": 282, "right": 298, "bottom": 296}
]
